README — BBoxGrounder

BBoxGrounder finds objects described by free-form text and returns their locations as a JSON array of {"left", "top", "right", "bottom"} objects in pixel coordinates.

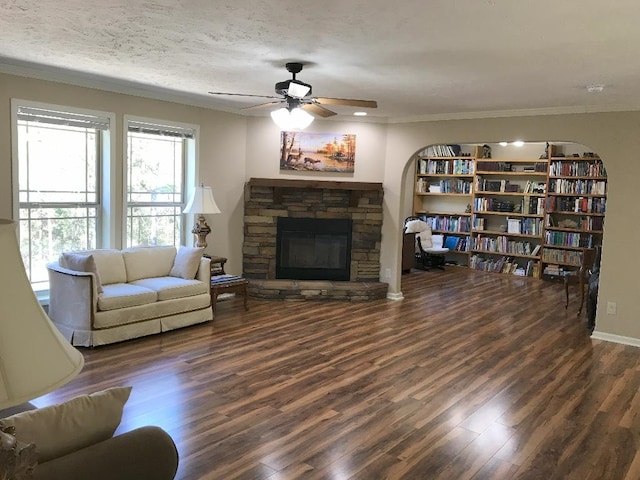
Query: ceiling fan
[{"left": 208, "top": 62, "right": 378, "bottom": 119}]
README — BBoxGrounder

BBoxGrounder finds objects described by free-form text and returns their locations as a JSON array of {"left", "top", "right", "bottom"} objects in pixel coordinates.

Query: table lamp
[
  {"left": 183, "top": 184, "right": 221, "bottom": 248},
  {"left": 0, "top": 219, "right": 84, "bottom": 478}
]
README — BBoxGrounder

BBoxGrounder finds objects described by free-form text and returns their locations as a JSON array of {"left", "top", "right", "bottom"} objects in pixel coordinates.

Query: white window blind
[
  {"left": 17, "top": 106, "right": 110, "bottom": 130},
  {"left": 127, "top": 120, "right": 195, "bottom": 139}
]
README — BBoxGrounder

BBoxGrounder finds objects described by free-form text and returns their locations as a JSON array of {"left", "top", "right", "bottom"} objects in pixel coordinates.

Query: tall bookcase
[
  {"left": 414, "top": 150, "right": 474, "bottom": 265},
  {"left": 541, "top": 154, "right": 607, "bottom": 279},
  {"left": 470, "top": 154, "right": 548, "bottom": 276},
  {"left": 411, "top": 143, "right": 607, "bottom": 279}
]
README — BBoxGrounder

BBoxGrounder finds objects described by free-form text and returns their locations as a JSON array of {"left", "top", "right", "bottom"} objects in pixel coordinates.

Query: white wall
[{"left": 245, "top": 117, "right": 387, "bottom": 182}]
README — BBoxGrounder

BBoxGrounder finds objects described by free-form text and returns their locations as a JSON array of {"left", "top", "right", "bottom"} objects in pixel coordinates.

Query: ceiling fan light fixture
[
  {"left": 287, "top": 81, "right": 311, "bottom": 98},
  {"left": 270, "top": 107, "right": 314, "bottom": 130}
]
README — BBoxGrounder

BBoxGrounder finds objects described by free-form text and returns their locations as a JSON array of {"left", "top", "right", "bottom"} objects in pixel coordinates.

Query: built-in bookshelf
[
  {"left": 542, "top": 153, "right": 607, "bottom": 279},
  {"left": 469, "top": 153, "right": 547, "bottom": 277},
  {"left": 414, "top": 152, "right": 474, "bottom": 266},
  {"left": 411, "top": 143, "right": 607, "bottom": 279}
]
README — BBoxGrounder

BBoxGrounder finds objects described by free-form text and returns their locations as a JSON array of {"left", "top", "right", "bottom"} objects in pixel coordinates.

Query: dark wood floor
[{"left": 38, "top": 267, "right": 640, "bottom": 479}]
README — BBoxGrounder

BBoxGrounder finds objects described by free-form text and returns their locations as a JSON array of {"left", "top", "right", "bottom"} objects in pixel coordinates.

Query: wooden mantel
[{"left": 248, "top": 178, "right": 383, "bottom": 207}]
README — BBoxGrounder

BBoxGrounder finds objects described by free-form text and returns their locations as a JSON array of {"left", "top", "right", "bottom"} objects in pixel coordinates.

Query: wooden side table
[{"left": 210, "top": 274, "right": 249, "bottom": 315}]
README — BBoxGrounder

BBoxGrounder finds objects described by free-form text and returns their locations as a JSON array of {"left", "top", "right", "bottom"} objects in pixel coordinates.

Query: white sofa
[{"left": 47, "top": 246, "right": 213, "bottom": 347}]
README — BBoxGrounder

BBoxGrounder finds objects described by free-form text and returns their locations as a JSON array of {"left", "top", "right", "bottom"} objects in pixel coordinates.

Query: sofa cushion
[
  {"left": 131, "top": 276, "right": 209, "bottom": 301},
  {"left": 122, "top": 246, "right": 177, "bottom": 282},
  {"left": 98, "top": 283, "right": 157, "bottom": 311},
  {"left": 169, "top": 246, "right": 204, "bottom": 279},
  {"left": 62, "top": 252, "right": 104, "bottom": 293},
  {"left": 0, "top": 386, "right": 132, "bottom": 463},
  {"left": 62, "top": 249, "right": 126, "bottom": 285}
]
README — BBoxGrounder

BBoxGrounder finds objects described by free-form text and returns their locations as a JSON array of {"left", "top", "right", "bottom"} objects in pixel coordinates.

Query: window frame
[
  {"left": 11, "top": 99, "right": 116, "bottom": 296},
  {"left": 122, "top": 115, "right": 199, "bottom": 249}
]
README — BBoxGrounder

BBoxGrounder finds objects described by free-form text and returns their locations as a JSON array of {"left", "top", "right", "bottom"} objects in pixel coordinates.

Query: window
[
  {"left": 125, "top": 119, "right": 195, "bottom": 248},
  {"left": 14, "top": 104, "right": 111, "bottom": 292}
]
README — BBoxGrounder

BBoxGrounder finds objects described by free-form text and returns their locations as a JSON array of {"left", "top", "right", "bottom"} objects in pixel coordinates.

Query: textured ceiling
[{"left": 2, "top": 0, "right": 640, "bottom": 122}]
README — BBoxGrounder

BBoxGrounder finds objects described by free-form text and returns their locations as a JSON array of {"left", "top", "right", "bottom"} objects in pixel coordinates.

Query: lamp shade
[
  {"left": 0, "top": 219, "right": 84, "bottom": 410},
  {"left": 183, "top": 185, "right": 221, "bottom": 215},
  {"left": 270, "top": 107, "right": 314, "bottom": 130}
]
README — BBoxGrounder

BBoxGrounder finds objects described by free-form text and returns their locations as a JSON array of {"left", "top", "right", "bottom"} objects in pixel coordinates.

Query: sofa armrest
[
  {"left": 34, "top": 426, "right": 178, "bottom": 480},
  {"left": 47, "top": 262, "right": 98, "bottom": 333},
  {"left": 195, "top": 256, "right": 211, "bottom": 282}
]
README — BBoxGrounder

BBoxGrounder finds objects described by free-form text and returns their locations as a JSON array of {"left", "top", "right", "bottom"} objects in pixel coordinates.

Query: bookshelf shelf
[
  {"left": 471, "top": 249, "right": 540, "bottom": 260},
  {"left": 473, "top": 211, "right": 544, "bottom": 218},
  {"left": 475, "top": 191, "right": 546, "bottom": 197},
  {"left": 415, "top": 192, "right": 472, "bottom": 196},
  {"left": 475, "top": 171, "right": 548, "bottom": 176},
  {"left": 472, "top": 229, "right": 542, "bottom": 239}
]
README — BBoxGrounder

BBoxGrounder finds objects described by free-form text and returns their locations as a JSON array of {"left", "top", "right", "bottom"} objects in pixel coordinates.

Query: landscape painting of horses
[{"left": 279, "top": 131, "right": 356, "bottom": 173}]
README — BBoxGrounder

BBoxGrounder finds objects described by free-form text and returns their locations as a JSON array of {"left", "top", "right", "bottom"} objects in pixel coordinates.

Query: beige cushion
[
  {"left": 0, "top": 386, "right": 132, "bottom": 463},
  {"left": 416, "top": 228, "right": 433, "bottom": 249},
  {"left": 122, "top": 246, "right": 177, "bottom": 282},
  {"left": 65, "top": 249, "right": 127, "bottom": 285},
  {"left": 169, "top": 246, "right": 204, "bottom": 279},
  {"left": 97, "top": 283, "right": 158, "bottom": 311},
  {"left": 62, "top": 252, "right": 104, "bottom": 294},
  {"left": 131, "top": 276, "right": 209, "bottom": 301},
  {"left": 405, "top": 219, "right": 429, "bottom": 234}
]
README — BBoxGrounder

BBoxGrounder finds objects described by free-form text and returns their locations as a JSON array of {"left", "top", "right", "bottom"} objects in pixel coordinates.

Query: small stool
[{"left": 210, "top": 275, "right": 249, "bottom": 315}]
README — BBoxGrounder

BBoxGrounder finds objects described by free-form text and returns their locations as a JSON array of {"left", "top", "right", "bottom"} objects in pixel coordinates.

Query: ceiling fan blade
[
  {"left": 208, "top": 92, "right": 280, "bottom": 100},
  {"left": 314, "top": 97, "right": 378, "bottom": 108},
  {"left": 240, "top": 101, "right": 283, "bottom": 111},
  {"left": 302, "top": 103, "right": 337, "bottom": 118}
]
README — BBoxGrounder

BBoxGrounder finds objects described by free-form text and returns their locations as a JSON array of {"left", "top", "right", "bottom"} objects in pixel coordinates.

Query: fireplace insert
[{"left": 276, "top": 217, "right": 352, "bottom": 281}]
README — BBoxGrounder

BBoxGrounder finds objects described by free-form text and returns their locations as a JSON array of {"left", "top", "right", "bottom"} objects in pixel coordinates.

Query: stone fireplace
[{"left": 243, "top": 178, "right": 387, "bottom": 301}]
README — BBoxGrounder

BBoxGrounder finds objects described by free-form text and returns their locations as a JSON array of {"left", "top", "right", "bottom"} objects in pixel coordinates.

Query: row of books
[
  {"left": 548, "top": 178, "right": 607, "bottom": 195},
  {"left": 475, "top": 177, "right": 520, "bottom": 193},
  {"left": 506, "top": 217, "right": 544, "bottom": 235},
  {"left": 474, "top": 198, "right": 515, "bottom": 212},
  {"left": 420, "top": 215, "right": 471, "bottom": 233},
  {"left": 542, "top": 248, "right": 583, "bottom": 266},
  {"left": 469, "top": 254, "right": 539, "bottom": 276},
  {"left": 423, "top": 145, "right": 460, "bottom": 157},
  {"left": 418, "top": 159, "right": 474, "bottom": 175},
  {"left": 546, "top": 196, "right": 606, "bottom": 214},
  {"left": 416, "top": 178, "right": 473, "bottom": 194},
  {"left": 471, "top": 235, "right": 538, "bottom": 256},
  {"left": 443, "top": 235, "right": 469, "bottom": 251},
  {"left": 544, "top": 231, "right": 593, "bottom": 248},
  {"left": 545, "top": 214, "right": 604, "bottom": 231},
  {"left": 549, "top": 160, "right": 606, "bottom": 177},
  {"left": 521, "top": 197, "right": 545, "bottom": 215}
]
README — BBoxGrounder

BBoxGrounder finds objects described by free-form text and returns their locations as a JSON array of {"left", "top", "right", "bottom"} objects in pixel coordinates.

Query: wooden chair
[{"left": 564, "top": 248, "right": 597, "bottom": 316}]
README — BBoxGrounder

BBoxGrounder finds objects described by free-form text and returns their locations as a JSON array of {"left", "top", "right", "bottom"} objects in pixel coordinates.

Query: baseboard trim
[
  {"left": 591, "top": 331, "right": 640, "bottom": 348},
  {"left": 387, "top": 292, "right": 404, "bottom": 301}
]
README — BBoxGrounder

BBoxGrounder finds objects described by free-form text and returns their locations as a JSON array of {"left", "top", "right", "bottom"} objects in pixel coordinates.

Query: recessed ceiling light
[
  {"left": 586, "top": 84, "right": 605, "bottom": 93},
  {"left": 513, "top": 141, "right": 525, "bottom": 147},
  {"left": 499, "top": 142, "right": 508, "bottom": 147},
  {"left": 353, "top": 111, "right": 367, "bottom": 116}
]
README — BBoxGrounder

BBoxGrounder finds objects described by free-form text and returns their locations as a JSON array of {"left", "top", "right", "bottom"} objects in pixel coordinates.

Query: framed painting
[{"left": 279, "top": 131, "right": 356, "bottom": 173}]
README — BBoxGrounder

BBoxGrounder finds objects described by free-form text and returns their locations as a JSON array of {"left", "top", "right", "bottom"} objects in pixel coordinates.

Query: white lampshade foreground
[
  {"left": 0, "top": 219, "right": 84, "bottom": 410},
  {"left": 183, "top": 185, "right": 221, "bottom": 215},
  {"left": 270, "top": 107, "right": 314, "bottom": 130}
]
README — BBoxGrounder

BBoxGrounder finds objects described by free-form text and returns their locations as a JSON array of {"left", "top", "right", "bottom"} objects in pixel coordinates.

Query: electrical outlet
[
  {"left": 385, "top": 268, "right": 391, "bottom": 279},
  {"left": 607, "top": 301, "right": 617, "bottom": 315}
]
